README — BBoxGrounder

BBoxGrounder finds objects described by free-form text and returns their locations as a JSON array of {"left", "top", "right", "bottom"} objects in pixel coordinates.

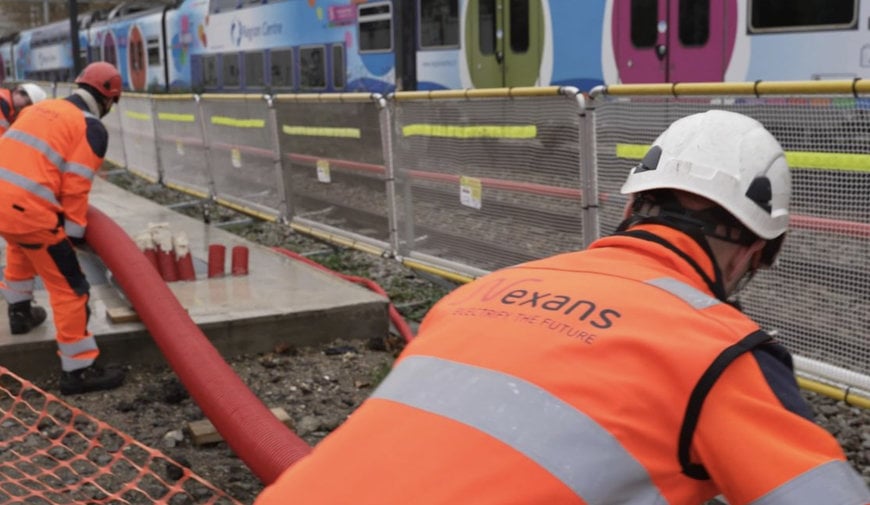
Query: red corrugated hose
[{"left": 86, "top": 206, "right": 311, "bottom": 485}]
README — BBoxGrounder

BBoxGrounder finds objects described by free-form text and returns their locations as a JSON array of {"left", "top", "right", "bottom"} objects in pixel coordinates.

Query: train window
[
  {"left": 245, "top": 51, "right": 265, "bottom": 87},
  {"left": 750, "top": 0, "right": 857, "bottom": 32},
  {"left": 104, "top": 42, "right": 118, "bottom": 66},
  {"left": 630, "top": 0, "right": 658, "bottom": 48},
  {"left": 209, "top": 0, "right": 240, "bottom": 14},
  {"left": 359, "top": 2, "right": 392, "bottom": 52},
  {"left": 510, "top": 0, "right": 529, "bottom": 53},
  {"left": 203, "top": 54, "right": 219, "bottom": 87},
  {"left": 479, "top": 0, "right": 496, "bottom": 55},
  {"left": 678, "top": 0, "right": 708, "bottom": 46},
  {"left": 147, "top": 38, "right": 161, "bottom": 66},
  {"left": 131, "top": 41, "right": 144, "bottom": 71},
  {"left": 419, "top": 0, "right": 459, "bottom": 49},
  {"left": 270, "top": 48, "right": 294, "bottom": 89},
  {"left": 223, "top": 53, "right": 241, "bottom": 87},
  {"left": 300, "top": 46, "right": 326, "bottom": 89},
  {"left": 332, "top": 45, "right": 345, "bottom": 89}
]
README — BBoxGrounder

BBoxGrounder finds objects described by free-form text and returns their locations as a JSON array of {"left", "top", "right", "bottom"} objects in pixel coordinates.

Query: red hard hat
[{"left": 75, "top": 61, "right": 122, "bottom": 102}]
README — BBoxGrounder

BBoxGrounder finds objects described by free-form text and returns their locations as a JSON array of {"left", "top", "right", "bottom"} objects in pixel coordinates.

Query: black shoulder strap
[
  {"left": 678, "top": 330, "right": 773, "bottom": 480},
  {"left": 0, "top": 96, "right": 12, "bottom": 121}
]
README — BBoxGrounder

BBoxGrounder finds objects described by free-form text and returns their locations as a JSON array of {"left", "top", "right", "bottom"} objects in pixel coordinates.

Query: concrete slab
[{"left": 0, "top": 178, "right": 389, "bottom": 378}]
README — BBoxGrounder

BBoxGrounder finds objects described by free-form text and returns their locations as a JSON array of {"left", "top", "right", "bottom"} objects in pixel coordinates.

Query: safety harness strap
[{"left": 678, "top": 329, "right": 773, "bottom": 479}]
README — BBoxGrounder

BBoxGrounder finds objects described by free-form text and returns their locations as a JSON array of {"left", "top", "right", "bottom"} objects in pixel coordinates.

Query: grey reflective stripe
[
  {"left": 749, "top": 460, "right": 870, "bottom": 505},
  {"left": 65, "top": 221, "right": 85, "bottom": 238},
  {"left": 5, "top": 279, "right": 35, "bottom": 292},
  {"left": 645, "top": 277, "right": 720, "bottom": 309},
  {"left": 0, "top": 166, "right": 61, "bottom": 206},
  {"left": 61, "top": 354, "right": 96, "bottom": 372},
  {"left": 4, "top": 130, "right": 66, "bottom": 168},
  {"left": 3, "top": 279, "right": 35, "bottom": 304},
  {"left": 58, "top": 335, "right": 98, "bottom": 357},
  {"left": 65, "top": 162, "right": 96, "bottom": 181},
  {"left": 0, "top": 118, "right": 8, "bottom": 129},
  {"left": 372, "top": 355, "right": 667, "bottom": 505},
  {"left": 1, "top": 280, "right": 34, "bottom": 303}
]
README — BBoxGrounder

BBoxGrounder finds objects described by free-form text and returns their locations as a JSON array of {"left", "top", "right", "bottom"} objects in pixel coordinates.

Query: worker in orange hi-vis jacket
[
  {"left": 255, "top": 110, "right": 870, "bottom": 505},
  {"left": 0, "top": 62, "right": 126, "bottom": 395},
  {"left": 0, "top": 82, "right": 48, "bottom": 135}
]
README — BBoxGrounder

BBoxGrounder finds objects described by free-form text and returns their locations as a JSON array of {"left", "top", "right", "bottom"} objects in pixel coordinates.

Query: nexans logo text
[
  {"left": 499, "top": 288, "right": 621, "bottom": 329},
  {"left": 446, "top": 277, "right": 622, "bottom": 331}
]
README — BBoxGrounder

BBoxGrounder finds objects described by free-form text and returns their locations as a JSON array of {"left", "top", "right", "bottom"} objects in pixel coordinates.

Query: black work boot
[
  {"left": 8, "top": 300, "right": 47, "bottom": 335},
  {"left": 60, "top": 364, "right": 126, "bottom": 395}
]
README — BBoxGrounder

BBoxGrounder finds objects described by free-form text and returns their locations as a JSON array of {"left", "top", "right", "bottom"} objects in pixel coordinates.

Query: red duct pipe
[
  {"left": 85, "top": 206, "right": 311, "bottom": 484},
  {"left": 271, "top": 247, "right": 415, "bottom": 344}
]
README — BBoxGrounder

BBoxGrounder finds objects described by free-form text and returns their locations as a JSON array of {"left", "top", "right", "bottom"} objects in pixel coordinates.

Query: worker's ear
[
  {"left": 622, "top": 194, "right": 636, "bottom": 220},
  {"left": 722, "top": 239, "right": 764, "bottom": 290}
]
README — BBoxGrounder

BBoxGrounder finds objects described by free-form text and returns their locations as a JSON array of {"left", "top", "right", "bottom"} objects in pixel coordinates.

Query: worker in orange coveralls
[
  {"left": 0, "top": 82, "right": 48, "bottom": 135},
  {"left": 0, "top": 62, "right": 126, "bottom": 395},
  {"left": 256, "top": 110, "right": 870, "bottom": 505}
]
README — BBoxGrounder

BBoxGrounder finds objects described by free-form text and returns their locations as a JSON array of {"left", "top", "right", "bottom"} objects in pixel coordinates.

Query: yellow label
[
  {"left": 316, "top": 159, "right": 331, "bottom": 183},
  {"left": 459, "top": 176, "right": 482, "bottom": 209}
]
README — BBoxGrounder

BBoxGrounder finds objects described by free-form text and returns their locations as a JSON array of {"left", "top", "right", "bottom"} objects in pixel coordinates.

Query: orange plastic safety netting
[{"left": 0, "top": 367, "right": 241, "bottom": 505}]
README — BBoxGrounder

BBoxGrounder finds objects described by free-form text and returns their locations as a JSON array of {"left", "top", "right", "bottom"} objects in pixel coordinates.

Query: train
[{"left": 1, "top": 0, "right": 868, "bottom": 94}]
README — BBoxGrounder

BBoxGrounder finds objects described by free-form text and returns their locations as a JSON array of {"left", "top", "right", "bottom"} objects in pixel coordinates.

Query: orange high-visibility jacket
[
  {"left": 0, "top": 96, "right": 106, "bottom": 238},
  {"left": 257, "top": 223, "right": 869, "bottom": 505},
  {"left": 0, "top": 88, "right": 17, "bottom": 135}
]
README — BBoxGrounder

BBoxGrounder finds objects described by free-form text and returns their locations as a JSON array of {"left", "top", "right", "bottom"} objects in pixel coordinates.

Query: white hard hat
[
  {"left": 620, "top": 110, "right": 790, "bottom": 240},
  {"left": 17, "top": 83, "right": 48, "bottom": 104}
]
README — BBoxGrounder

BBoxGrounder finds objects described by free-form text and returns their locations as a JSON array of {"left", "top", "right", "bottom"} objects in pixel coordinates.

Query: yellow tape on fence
[
  {"left": 210, "top": 116, "right": 265, "bottom": 128},
  {"left": 158, "top": 112, "right": 196, "bottom": 123},
  {"left": 616, "top": 143, "right": 870, "bottom": 172},
  {"left": 402, "top": 124, "right": 537, "bottom": 139},
  {"left": 282, "top": 125, "right": 361, "bottom": 138},
  {"left": 125, "top": 111, "right": 151, "bottom": 121},
  {"left": 785, "top": 151, "right": 870, "bottom": 172}
]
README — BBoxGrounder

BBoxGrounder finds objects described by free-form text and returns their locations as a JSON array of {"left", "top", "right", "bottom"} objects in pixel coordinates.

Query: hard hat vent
[
  {"left": 636, "top": 145, "right": 662, "bottom": 173},
  {"left": 745, "top": 176, "right": 772, "bottom": 213}
]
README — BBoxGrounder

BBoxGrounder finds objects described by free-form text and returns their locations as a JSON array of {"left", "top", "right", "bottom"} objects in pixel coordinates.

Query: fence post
[
  {"left": 194, "top": 94, "right": 217, "bottom": 200},
  {"left": 376, "top": 93, "right": 400, "bottom": 257},
  {"left": 264, "top": 93, "right": 292, "bottom": 223},
  {"left": 573, "top": 89, "right": 600, "bottom": 247},
  {"left": 148, "top": 93, "right": 165, "bottom": 183}
]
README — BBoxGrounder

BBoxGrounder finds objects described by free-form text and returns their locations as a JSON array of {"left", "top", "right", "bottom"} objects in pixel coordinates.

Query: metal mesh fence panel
[
  {"left": 201, "top": 95, "right": 282, "bottom": 219},
  {"left": 153, "top": 95, "right": 211, "bottom": 198},
  {"left": 118, "top": 94, "right": 160, "bottom": 182},
  {"left": 53, "top": 82, "right": 74, "bottom": 99},
  {"left": 275, "top": 94, "right": 391, "bottom": 246},
  {"left": 391, "top": 89, "right": 585, "bottom": 273},
  {"left": 592, "top": 92, "right": 870, "bottom": 387},
  {"left": 103, "top": 100, "right": 127, "bottom": 169}
]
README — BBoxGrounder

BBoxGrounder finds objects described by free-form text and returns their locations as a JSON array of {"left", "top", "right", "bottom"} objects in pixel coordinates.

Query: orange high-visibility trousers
[{"left": 1, "top": 227, "right": 97, "bottom": 371}]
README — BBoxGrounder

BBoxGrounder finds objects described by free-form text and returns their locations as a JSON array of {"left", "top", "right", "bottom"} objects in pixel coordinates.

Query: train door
[
  {"left": 612, "top": 0, "right": 736, "bottom": 83},
  {"left": 466, "top": 0, "right": 544, "bottom": 87}
]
